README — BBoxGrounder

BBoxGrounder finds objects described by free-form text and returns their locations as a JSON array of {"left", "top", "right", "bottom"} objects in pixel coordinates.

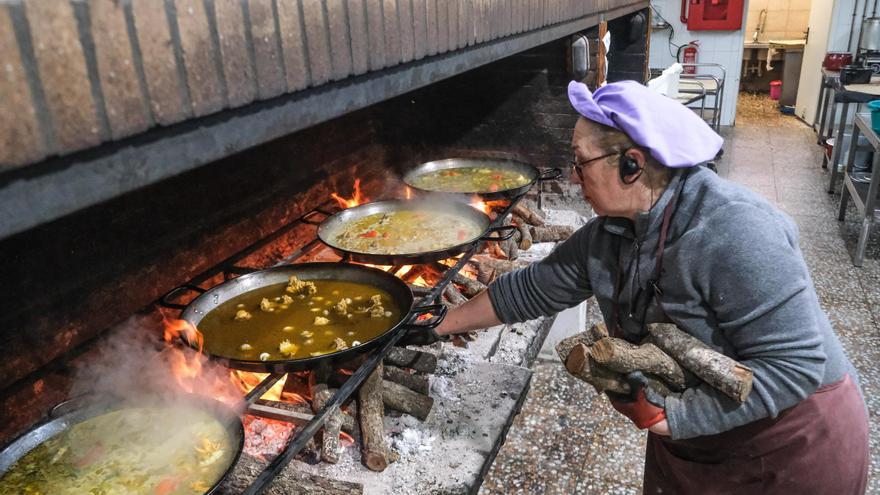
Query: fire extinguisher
[{"left": 678, "top": 41, "right": 699, "bottom": 74}]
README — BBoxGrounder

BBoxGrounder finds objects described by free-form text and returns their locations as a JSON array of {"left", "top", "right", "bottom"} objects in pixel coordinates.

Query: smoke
[{"left": 70, "top": 313, "right": 244, "bottom": 412}]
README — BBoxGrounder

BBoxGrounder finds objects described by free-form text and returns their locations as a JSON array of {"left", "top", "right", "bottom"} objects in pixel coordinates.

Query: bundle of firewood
[{"left": 556, "top": 322, "right": 753, "bottom": 404}]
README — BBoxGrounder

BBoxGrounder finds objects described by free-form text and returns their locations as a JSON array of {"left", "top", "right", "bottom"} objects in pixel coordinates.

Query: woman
[{"left": 421, "top": 81, "right": 869, "bottom": 493}]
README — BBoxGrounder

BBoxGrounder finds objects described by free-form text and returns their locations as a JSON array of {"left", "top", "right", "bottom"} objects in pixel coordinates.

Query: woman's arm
[{"left": 435, "top": 290, "right": 501, "bottom": 336}]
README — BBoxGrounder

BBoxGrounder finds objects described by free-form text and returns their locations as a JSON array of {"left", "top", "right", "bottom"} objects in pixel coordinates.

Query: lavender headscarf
[{"left": 568, "top": 80, "right": 723, "bottom": 168}]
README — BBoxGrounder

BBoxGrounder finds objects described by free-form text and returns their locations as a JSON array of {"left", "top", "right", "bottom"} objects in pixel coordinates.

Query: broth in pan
[
  {"left": 0, "top": 405, "right": 233, "bottom": 495},
  {"left": 408, "top": 167, "right": 530, "bottom": 193},
  {"left": 197, "top": 277, "right": 402, "bottom": 361}
]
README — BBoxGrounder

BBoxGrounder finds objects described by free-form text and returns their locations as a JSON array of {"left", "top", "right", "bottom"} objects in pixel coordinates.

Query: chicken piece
[
  {"left": 234, "top": 309, "right": 252, "bottom": 321},
  {"left": 314, "top": 316, "right": 330, "bottom": 326},
  {"left": 260, "top": 298, "right": 277, "bottom": 312},
  {"left": 331, "top": 337, "right": 349, "bottom": 351},
  {"left": 286, "top": 275, "right": 317, "bottom": 296},
  {"left": 240, "top": 343, "right": 253, "bottom": 351},
  {"left": 278, "top": 340, "right": 299, "bottom": 356},
  {"left": 368, "top": 294, "right": 386, "bottom": 319},
  {"left": 333, "top": 298, "right": 349, "bottom": 316},
  {"left": 281, "top": 294, "right": 294, "bottom": 304}
]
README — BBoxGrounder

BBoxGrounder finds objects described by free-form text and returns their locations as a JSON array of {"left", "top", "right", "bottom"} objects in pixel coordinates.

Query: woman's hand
[{"left": 648, "top": 419, "right": 671, "bottom": 436}]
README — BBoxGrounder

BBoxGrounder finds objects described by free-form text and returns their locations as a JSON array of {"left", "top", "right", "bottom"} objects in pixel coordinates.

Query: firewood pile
[
  {"left": 556, "top": 322, "right": 753, "bottom": 404},
  {"left": 267, "top": 347, "right": 438, "bottom": 472}
]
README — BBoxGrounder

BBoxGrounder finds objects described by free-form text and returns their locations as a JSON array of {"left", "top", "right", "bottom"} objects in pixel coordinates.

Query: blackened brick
[
  {"left": 175, "top": 0, "right": 225, "bottom": 116},
  {"left": 213, "top": 0, "right": 256, "bottom": 107},
  {"left": 249, "top": 0, "right": 286, "bottom": 97}
]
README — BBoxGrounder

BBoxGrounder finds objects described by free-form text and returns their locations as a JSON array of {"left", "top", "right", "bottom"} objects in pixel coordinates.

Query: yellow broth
[
  {"left": 331, "top": 210, "right": 482, "bottom": 254},
  {"left": 0, "top": 405, "right": 233, "bottom": 495},
  {"left": 197, "top": 279, "right": 402, "bottom": 361},
  {"left": 409, "top": 167, "right": 530, "bottom": 193}
]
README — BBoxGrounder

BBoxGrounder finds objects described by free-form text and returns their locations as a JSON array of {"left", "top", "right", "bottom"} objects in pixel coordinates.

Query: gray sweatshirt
[{"left": 488, "top": 166, "right": 857, "bottom": 439}]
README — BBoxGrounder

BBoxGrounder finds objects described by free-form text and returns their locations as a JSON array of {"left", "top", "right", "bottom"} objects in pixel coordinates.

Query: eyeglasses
[{"left": 570, "top": 152, "right": 620, "bottom": 181}]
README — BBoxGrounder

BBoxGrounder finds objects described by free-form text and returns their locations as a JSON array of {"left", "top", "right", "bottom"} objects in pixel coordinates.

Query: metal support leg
[
  {"left": 839, "top": 124, "right": 860, "bottom": 220},
  {"left": 853, "top": 152, "right": 880, "bottom": 266},
  {"left": 822, "top": 99, "right": 838, "bottom": 169},
  {"left": 828, "top": 102, "right": 850, "bottom": 192},
  {"left": 813, "top": 75, "right": 826, "bottom": 132}
]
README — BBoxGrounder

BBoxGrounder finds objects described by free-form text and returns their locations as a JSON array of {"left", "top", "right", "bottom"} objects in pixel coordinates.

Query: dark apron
[{"left": 643, "top": 374, "right": 869, "bottom": 495}]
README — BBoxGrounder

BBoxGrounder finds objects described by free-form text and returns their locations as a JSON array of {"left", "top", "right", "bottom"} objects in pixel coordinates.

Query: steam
[{"left": 70, "top": 314, "right": 244, "bottom": 411}]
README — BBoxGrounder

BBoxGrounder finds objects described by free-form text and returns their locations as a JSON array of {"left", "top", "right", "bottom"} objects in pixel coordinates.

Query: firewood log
[
  {"left": 385, "top": 347, "right": 437, "bottom": 373},
  {"left": 216, "top": 453, "right": 363, "bottom": 494},
  {"left": 565, "top": 344, "right": 674, "bottom": 397},
  {"left": 512, "top": 203, "right": 545, "bottom": 226},
  {"left": 644, "top": 323, "right": 753, "bottom": 404},
  {"left": 381, "top": 379, "right": 434, "bottom": 420},
  {"left": 469, "top": 255, "right": 529, "bottom": 284},
  {"left": 529, "top": 224, "right": 575, "bottom": 242},
  {"left": 564, "top": 343, "right": 630, "bottom": 394},
  {"left": 512, "top": 214, "right": 533, "bottom": 250},
  {"left": 554, "top": 323, "right": 609, "bottom": 362},
  {"left": 590, "top": 337, "right": 687, "bottom": 391},
  {"left": 430, "top": 262, "right": 487, "bottom": 297},
  {"left": 358, "top": 364, "right": 389, "bottom": 471},
  {"left": 443, "top": 283, "right": 468, "bottom": 306},
  {"left": 383, "top": 365, "right": 430, "bottom": 395}
]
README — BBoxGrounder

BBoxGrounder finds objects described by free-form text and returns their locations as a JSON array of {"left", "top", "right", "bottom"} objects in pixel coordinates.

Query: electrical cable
[{"left": 650, "top": 3, "right": 681, "bottom": 59}]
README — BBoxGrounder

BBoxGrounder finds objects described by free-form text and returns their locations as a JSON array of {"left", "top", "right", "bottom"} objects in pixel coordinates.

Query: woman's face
[{"left": 570, "top": 119, "right": 630, "bottom": 217}]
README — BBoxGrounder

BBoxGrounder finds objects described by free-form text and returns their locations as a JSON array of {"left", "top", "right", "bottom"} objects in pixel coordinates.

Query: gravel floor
[{"left": 481, "top": 93, "right": 880, "bottom": 494}]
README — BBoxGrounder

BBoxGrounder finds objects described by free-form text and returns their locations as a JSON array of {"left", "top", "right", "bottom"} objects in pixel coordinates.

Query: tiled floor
[{"left": 481, "top": 93, "right": 880, "bottom": 494}]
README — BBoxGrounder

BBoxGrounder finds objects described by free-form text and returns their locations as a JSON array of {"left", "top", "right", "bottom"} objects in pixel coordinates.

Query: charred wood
[
  {"left": 385, "top": 347, "right": 437, "bottom": 374},
  {"left": 357, "top": 363, "right": 389, "bottom": 471},
  {"left": 216, "top": 453, "right": 362, "bottom": 495},
  {"left": 381, "top": 378, "right": 434, "bottom": 421},
  {"left": 383, "top": 365, "right": 430, "bottom": 395}
]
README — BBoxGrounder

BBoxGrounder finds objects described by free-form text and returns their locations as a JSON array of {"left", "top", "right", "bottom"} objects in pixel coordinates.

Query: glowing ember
[
  {"left": 395, "top": 265, "right": 414, "bottom": 277},
  {"left": 339, "top": 431, "right": 355, "bottom": 447},
  {"left": 405, "top": 186, "right": 413, "bottom": 199},
  {"left": 331, "top": 179, "right": 365, "bottom": 209},
  {"left": 243, "top": 415, "right": 297, "bottom": 459}
]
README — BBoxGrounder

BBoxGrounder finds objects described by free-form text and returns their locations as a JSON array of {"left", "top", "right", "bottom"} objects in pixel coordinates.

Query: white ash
[
  {"left": 392, "top": 428, "right": 436, "bottom": 456},
  {"left": 543, "top": 207, "right": 589, "bottom": 228},
  {"left": 429, "top": 375, "right": 460, "bottom": 403},
  {"left": 435, "top": 346, "right": 477, "bottom": 375}
]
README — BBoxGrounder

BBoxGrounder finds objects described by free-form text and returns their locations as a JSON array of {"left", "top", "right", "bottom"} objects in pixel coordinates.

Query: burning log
[
  {"left": 443, "top": 283, "right": 468, "bottom": 306},
  {"left": 512, "top": 203, "right": 545, "bottom": 226},
  {"left": 644, "top": 323, "right": 753, "bottom": 404},
  {"left": 529, "top": 224, "right": 575, "bottom": 243},
  {"left": 358, "top": 363, "right": 390, "bottom": 471},
  {"left": 383, "top": 365, "right": 430, "bottom": 395},
  {"left": 217, "top": 453, "right": 363, "bottom": 494},
  {"left": 591, "top": 337, "right": 688, "bottom": 391},
  {"left": 381, "top": 378, "right": 434, "bottom": 421},
  {"left": 429, "top": 262, "right": 487, "bottom": 297},
  {"left": 511, "top": 214, "right": 533, "bottom": 251},
  {"left": 400, "top": 265, "right": 429, "bottom": 284},
  {"left": 385, "top": 347, "right": 437, "bottom": 374}
]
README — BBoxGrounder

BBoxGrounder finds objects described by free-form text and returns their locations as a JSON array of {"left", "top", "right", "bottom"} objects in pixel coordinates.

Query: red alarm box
[{"left": 681, "top": 0, "right": 745, "bottom": 31}]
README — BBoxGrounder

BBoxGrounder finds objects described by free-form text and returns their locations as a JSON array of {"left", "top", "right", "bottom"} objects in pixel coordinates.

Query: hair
[{"left": 589, "top": 120, "right": 673, "bottom": 191}]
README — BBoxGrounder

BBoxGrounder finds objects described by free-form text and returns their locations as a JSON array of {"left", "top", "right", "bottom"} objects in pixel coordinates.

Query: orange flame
[
  {"left": 330, "top": 179, "right": 365, "bottom": 209},
  {"left": 404, "top": 186, "right": 413, "bottom": 199},
  {"left": 469, "top": 197, "right": 490, "bottom": 215},
  {"left": 161, "top": 316, "right": 243, "bottom": 404}
]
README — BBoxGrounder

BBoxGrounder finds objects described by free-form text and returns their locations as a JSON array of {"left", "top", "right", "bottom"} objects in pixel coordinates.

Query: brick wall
[{"left": 0, "top": 0, "right": 604, "bottom": 170}]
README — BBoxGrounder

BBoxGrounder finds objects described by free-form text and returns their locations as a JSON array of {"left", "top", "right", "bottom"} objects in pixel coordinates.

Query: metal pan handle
[
  {"left": 537, "top": 167, "right": 563, "bottom": 181},
  {"left": 159, "top": 284, "right": 206, "bottom": 310},
  {"left": 479, "top": 225, "right": 517, "bottom": 242},
  {"left": 408, "top": 303, "right": 448, "bottom": 329}
]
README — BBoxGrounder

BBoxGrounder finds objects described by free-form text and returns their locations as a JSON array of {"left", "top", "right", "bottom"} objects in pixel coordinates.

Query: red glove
[{"left": 606, "top": 372, "right": 666, "bottom": 429}]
